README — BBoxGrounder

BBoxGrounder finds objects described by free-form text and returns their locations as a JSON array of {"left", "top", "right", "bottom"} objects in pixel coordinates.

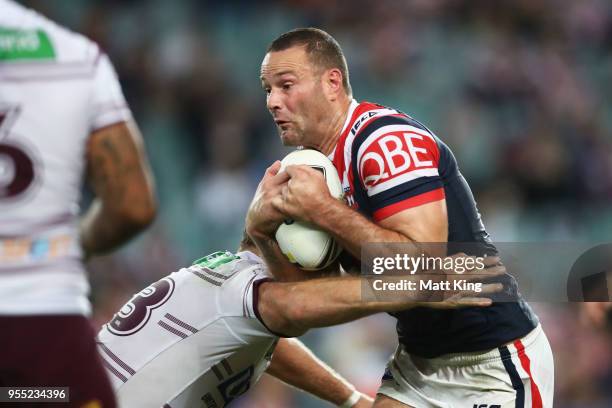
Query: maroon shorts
[{"left": 0, "top": 315, "right": 116, "bottom": 408}]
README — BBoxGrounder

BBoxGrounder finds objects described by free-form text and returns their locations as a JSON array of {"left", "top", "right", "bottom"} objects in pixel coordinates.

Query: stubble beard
[{"left": 278, "top": 125, "right": 304, "bottom": 147}]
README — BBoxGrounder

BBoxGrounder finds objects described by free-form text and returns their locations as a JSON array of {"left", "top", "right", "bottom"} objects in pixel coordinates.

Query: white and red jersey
[
  {"left": 330, "top": 99, "right": 538, "bottom": 358},
  {"left": 97, "top": 251, "right": 277, "bottom": 408},
  {"left": 0, "top": 0, "right": 132, "bottom": 315}
]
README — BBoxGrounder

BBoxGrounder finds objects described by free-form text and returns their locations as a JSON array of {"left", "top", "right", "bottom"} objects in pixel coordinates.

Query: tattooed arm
[{"left": 80, "top": 121, "right": 157, "bottom": 258}]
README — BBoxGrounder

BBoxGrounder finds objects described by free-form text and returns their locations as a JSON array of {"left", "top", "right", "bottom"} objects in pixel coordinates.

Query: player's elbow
[
  {"left": 258, "top": 284, "right": 307, "bottom": 337},
  {"left": 280, "top": 302, "right": 310, "bottom": 337},
  {"left": 133, "top": 195, "right": 157, "bottom": 227},
  {"left": 113, "top": 193, "right": 157, "bottom": 230}
]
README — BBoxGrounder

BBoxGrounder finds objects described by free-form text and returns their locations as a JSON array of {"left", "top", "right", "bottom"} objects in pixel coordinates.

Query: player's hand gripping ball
[{"left": 275, "top": 149, "right": 343, "bottom": 270}]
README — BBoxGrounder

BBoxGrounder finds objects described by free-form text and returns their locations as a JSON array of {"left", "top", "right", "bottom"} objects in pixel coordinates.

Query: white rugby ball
[{"left": 275, "top": 149, "right": 343, "bottom": 270}]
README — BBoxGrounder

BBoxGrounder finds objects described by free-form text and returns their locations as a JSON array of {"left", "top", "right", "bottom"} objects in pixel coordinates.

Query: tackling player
[
  {"left": 0, "top": 1, "right": 156, "bottom": 406},
  {"left": 254, "top": 28, "right": 554, "bottom": 407},
  {"left": 97, "top": 207, "right": 503, "bottom": 408}
]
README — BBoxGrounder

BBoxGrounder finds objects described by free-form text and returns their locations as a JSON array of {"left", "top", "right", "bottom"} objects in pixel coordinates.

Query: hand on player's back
[
  {"left": 272, "top": 164, "right": 333, "bottom": 224},
  {"left": 246, "top": 161, "right": 290, "bottom": 237}
]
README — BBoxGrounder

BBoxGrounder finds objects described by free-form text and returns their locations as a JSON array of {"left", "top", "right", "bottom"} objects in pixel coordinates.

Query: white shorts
[{"left": 378, "top": 324, "right": 554, "bottom": 408}]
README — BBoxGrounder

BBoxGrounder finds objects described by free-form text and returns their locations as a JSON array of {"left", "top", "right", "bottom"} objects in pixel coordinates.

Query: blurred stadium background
[{"left": 22, "top": 0, "right": 612, "bottom": 406}]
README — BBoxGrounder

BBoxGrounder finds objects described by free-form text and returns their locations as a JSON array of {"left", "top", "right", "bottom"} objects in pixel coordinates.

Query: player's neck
[{"left": 316, "top": 97, "right": 352, "bottom": 156}]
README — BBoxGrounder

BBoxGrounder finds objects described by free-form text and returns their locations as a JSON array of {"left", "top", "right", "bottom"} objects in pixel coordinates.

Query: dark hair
[{"left": 268, "top": 28, "right": 352, "bottom": 96}]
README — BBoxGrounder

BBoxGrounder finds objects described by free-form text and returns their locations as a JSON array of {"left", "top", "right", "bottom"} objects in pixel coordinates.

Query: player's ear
[{"left": 324, "top": 68, "right": 343, "bottom": 101}]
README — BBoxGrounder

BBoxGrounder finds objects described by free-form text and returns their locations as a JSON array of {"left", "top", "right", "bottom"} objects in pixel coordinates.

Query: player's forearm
[
  {"left": 250, "top": 231, "right": 312, "bottom": 282},
  {"left": 287, "top": 277, "right": 418, "bottom": 328},
  {"left": 266, "top": 338, "right": 363, "bottom": 406},
  {"left": 260, "top": 277, "right": 416, "bottom": 336},
  {"left": 79, "top": 198, "right": 154, "bottom": 257},
  {"left": 314, "top": 199, "right": 418, "bottom": 259}
]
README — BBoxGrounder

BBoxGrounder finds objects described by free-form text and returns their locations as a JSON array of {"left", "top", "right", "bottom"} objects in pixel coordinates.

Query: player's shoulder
[
  {"left": 188, "top": 250, "right": 274, "bottom": 327},
  {"left": 348, "top": 101, "right": 439, "bottom": 161},
  {"left": 187, "top": 250, "right": 270, "bottom": 288},
  {"left": 0, "top": 0, "right": 100, "bottom": 65},
  {"left": 344, "top": 101, "right": 445, "bottom": 197},
  {"left": 352, "top": 102, "right": 434, "bottom": 143}
]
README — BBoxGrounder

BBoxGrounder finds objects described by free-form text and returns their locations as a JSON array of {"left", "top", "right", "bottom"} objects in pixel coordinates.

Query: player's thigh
[{"left": 374, "top": 394, "right": 415, "bottom": 408}]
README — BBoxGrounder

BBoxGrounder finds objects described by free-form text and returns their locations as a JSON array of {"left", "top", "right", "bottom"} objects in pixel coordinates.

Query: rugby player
[
  {"left": 97, "top": 217, "right": 503, "bottom": 408},
  {"left": 253, "top": 28, "right": 554, "bottom": 407},
  {"left": 0, "top": 1, "right": 156, "bottom": 406}
]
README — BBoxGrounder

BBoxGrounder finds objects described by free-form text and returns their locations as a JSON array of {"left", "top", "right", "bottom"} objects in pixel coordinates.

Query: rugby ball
[{"left": 275, "top": 149, "right": 343, "bottom": 270}]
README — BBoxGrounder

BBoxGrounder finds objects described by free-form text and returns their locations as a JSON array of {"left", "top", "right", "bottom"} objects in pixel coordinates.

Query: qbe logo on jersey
[{"left": 357, "top": 125, "right": 439, "bottom": 196}]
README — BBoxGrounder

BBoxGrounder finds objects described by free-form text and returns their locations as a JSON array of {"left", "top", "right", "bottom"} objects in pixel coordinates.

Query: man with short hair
[
  {"left": 251, "top": 27, "right": 554, "bottom": 407},
  {"left": 0, "top": 1, "right": 156, "bottom": 406}
]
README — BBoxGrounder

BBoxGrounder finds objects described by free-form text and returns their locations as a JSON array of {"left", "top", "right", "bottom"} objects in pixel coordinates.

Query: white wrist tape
[{"left": 339, "top": 390, "right": 361, "bottom": 408}]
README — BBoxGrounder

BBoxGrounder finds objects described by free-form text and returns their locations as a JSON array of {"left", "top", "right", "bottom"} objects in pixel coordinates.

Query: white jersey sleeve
[
  {"left": 89, "top": 53, "right": 132, "bottom": 132},
  {"left": 96, "top": 251, "right": 278, "bottom": 408}
]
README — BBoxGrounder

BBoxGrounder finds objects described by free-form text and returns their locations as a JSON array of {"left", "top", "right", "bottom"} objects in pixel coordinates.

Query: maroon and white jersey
[
  {"left": 0, "top": 0, "right": 131, "bottom": 315},
  {"left": 97, "top": 251, "right": 277, "bottom": 408}
]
